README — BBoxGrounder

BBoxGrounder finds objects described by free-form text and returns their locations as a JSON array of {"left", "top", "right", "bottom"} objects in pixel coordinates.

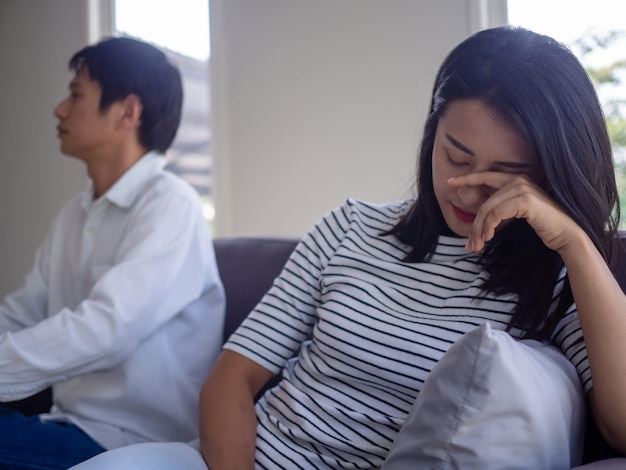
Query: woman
[{"left": 71, "top": 26, "right": 626, "bottom": 469}]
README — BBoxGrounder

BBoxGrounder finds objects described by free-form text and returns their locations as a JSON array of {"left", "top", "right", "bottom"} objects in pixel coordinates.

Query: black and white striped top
[{"left": 225, "top": 198, "right": 588, "bottom": 469}]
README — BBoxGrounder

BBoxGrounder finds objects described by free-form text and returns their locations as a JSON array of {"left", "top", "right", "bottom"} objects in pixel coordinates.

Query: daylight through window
[{"left": 114, "top": 0, "right": 214, "bottom": 227}]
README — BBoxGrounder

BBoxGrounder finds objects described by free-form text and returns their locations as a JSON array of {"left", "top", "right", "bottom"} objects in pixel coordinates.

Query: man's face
[{"left": 54, "top": 65, "right": 119, "bottom": 161}]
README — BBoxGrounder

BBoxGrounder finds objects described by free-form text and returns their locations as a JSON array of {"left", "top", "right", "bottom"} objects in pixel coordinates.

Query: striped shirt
[{"left": 225, "top": 198, "right": 589, "bottom": 469}]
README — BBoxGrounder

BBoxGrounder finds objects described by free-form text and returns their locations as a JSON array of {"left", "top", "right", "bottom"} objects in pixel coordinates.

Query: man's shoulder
[{"left": 143, "top": 169, "right": 201, "bottom": 203}]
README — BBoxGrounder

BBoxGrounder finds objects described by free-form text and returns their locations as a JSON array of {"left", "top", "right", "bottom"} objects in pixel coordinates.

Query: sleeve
[
  {"left": 224, "top": 200, "right": 356, "bottom": 373},
  {"left": 0, "top": 222, "right": 54, "bottom": 333},
  {"left": 550, "top": 271, "right": 592, "bottom": 393},
  {"left": 0, "top": 190, "right": 217, "bottom": 401}
]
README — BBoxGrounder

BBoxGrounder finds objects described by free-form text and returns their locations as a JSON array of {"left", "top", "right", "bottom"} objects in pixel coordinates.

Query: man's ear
[{"left": 118, "top": 94, "right": 143, "bottom": 129}]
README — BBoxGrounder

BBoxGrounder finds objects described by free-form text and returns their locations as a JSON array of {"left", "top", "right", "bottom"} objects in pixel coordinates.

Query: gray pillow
[{"left": 382, "top": 323, "right": 586, "bottom": 470}]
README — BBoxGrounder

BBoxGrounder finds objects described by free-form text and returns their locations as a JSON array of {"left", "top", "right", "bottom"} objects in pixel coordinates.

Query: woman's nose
[{"left": 456, "top": 184, "right": 494, "bottom": 209}]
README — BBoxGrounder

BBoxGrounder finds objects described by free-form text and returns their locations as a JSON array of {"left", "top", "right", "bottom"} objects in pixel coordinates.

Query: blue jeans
[{"left": 0, "top": 405, "right": 105, "bottom": 470}]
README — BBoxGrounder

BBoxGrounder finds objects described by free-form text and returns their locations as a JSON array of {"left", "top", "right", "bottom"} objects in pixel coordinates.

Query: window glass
[{"left": 114, "top": 0, "right": 214, "bottom": 227}]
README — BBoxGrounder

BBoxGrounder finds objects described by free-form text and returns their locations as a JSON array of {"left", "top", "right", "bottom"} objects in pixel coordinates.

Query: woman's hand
[
  {"left": 447, "top": 172, "right": 584, "bottom": 253},
  {"left": 450, "top": 171, "right": 626, "bottom": 452}
]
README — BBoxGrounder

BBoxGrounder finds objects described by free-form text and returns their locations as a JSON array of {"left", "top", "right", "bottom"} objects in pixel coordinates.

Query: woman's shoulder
[
  {"left": 339, "top": 198, "right": 414, "bottom": 226},
  {"left": 306, "top": 198, "right": 414, "bottom": 249}
]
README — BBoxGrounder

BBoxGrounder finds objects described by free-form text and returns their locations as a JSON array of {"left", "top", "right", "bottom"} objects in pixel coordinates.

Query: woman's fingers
[
  {"left": 472, "top": 189, "right": 538, "bottom": 250},
  {"left": 476, "top": 181, "right": 542, "bottom": 244},
  {"left": 447, "top": 172, "right": 569, "bottom": 252},
  {"left": 447, "top": 171, "right": 525, "bottom": 191}
]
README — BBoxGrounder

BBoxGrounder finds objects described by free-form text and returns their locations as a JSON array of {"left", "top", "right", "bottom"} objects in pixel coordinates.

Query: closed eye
[
  {"left": 446, "top": 153, "right": 468, "bottom": 167},
  {"left": 491, "top": 162, "right": 533, "bottom": 172}
]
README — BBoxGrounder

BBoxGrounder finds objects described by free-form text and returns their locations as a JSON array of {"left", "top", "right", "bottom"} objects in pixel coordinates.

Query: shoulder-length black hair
[{"left": 388, "top": 26, "right": 619, "bottom": 339}]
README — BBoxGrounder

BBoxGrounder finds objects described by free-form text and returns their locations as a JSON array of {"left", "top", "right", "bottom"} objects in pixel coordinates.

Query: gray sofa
[{"left": 4, "top": 236, "right": 626, "bottom": 467}]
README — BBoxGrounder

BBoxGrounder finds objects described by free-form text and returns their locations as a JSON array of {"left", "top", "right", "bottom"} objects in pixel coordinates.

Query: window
[
  {"left": 508, "top": 0, "right": 626, "bottom": 227},
  {"left": 113, "top": 0, "right": 215, "bottom": 226}
]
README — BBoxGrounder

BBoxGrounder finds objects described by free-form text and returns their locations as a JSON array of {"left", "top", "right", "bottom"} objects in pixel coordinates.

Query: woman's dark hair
[
  {"left": 69, "top": 36, "right": 183, "bottom": 154},
  {"left": 388, "top": 26, "right": 619, "bottom": 340}
]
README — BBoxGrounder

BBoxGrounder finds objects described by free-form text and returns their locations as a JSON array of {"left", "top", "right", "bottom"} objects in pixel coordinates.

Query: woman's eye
[{"left": 446, "top": 154, "right": 467, "bottom": 167}]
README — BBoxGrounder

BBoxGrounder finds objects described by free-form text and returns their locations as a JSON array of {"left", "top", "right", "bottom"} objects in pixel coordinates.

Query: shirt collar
[
  {"left": 81, "top": 152, "right": 166, "bottom": 211},
  {"left": 430, "top": 235, "right": 480, "bottom": 263}
]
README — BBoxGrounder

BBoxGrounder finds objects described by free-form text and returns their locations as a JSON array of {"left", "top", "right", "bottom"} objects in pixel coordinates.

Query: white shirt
[{"left": 0, "top": 153, "right": 225, "bottom": 449}]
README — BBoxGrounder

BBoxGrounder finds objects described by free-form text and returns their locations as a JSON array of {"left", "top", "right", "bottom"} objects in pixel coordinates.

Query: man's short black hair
[{"left": 69, "top": 36, "right": 183, "bottom": 154}]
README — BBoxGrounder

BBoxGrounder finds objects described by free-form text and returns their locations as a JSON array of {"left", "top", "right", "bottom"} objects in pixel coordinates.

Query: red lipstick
[{"left": 452, "top": 205, "right": 476, "bottom": 223}]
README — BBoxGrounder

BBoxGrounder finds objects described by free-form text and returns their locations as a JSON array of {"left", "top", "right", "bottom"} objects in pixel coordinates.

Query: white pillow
[{"left": 382, "top": 322, "right": 586, "bottom": 470}]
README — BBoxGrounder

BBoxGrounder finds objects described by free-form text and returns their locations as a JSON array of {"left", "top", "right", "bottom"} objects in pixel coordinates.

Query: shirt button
[{"left": 87, "top": 226, "right": 94, "bottom": 234}]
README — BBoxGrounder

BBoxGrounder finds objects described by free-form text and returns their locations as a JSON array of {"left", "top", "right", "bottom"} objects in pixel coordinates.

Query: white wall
[
  {"left": 0, "top": 0, "right": 506, "bottom": 296},
  {"left": 210, "top": 0, "right": 507, "bottom": 237},
  {"left": 0, "top": 1, "right": 89, "bottom": 297}
]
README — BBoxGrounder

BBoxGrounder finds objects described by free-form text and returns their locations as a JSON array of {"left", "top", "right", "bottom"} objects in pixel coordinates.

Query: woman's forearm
[
  {"left": 199, "top": 351, "right": 273, "bottom": 470},
  {"left": 559, "top": 231, "right": 626, "bottom": 452}
]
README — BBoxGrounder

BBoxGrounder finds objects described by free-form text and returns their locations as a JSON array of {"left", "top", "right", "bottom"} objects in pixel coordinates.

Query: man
[{"left": 0, "top": 37, "right": 225, "bottom": 469}]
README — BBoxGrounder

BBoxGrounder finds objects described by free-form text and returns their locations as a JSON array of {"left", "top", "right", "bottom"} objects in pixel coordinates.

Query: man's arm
[
  {"left": 0, "top": 189, "right": 220, "bottom": 401},
  {"left": 0, "top": 219, "right": 56, "bottom": 334}
]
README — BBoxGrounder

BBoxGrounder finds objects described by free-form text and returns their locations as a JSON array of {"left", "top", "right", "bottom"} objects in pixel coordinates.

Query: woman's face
[{"left": 432, "top": 99, "right": 544, "bottom": 238}]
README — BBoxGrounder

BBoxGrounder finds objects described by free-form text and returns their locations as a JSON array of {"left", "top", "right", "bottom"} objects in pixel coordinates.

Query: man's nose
[{"left": 53, "top": 98, "right": 69, "bottom": 119}]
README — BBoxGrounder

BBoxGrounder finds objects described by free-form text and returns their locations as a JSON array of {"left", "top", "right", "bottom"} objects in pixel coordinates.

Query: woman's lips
[{"left": 452, "top": 204, "right": 476, "bottom": 223}]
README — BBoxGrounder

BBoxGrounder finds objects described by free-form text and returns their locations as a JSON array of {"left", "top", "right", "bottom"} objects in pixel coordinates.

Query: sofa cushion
[{"left": 382, "top": 322, "right": 586, "bottom": 470}]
